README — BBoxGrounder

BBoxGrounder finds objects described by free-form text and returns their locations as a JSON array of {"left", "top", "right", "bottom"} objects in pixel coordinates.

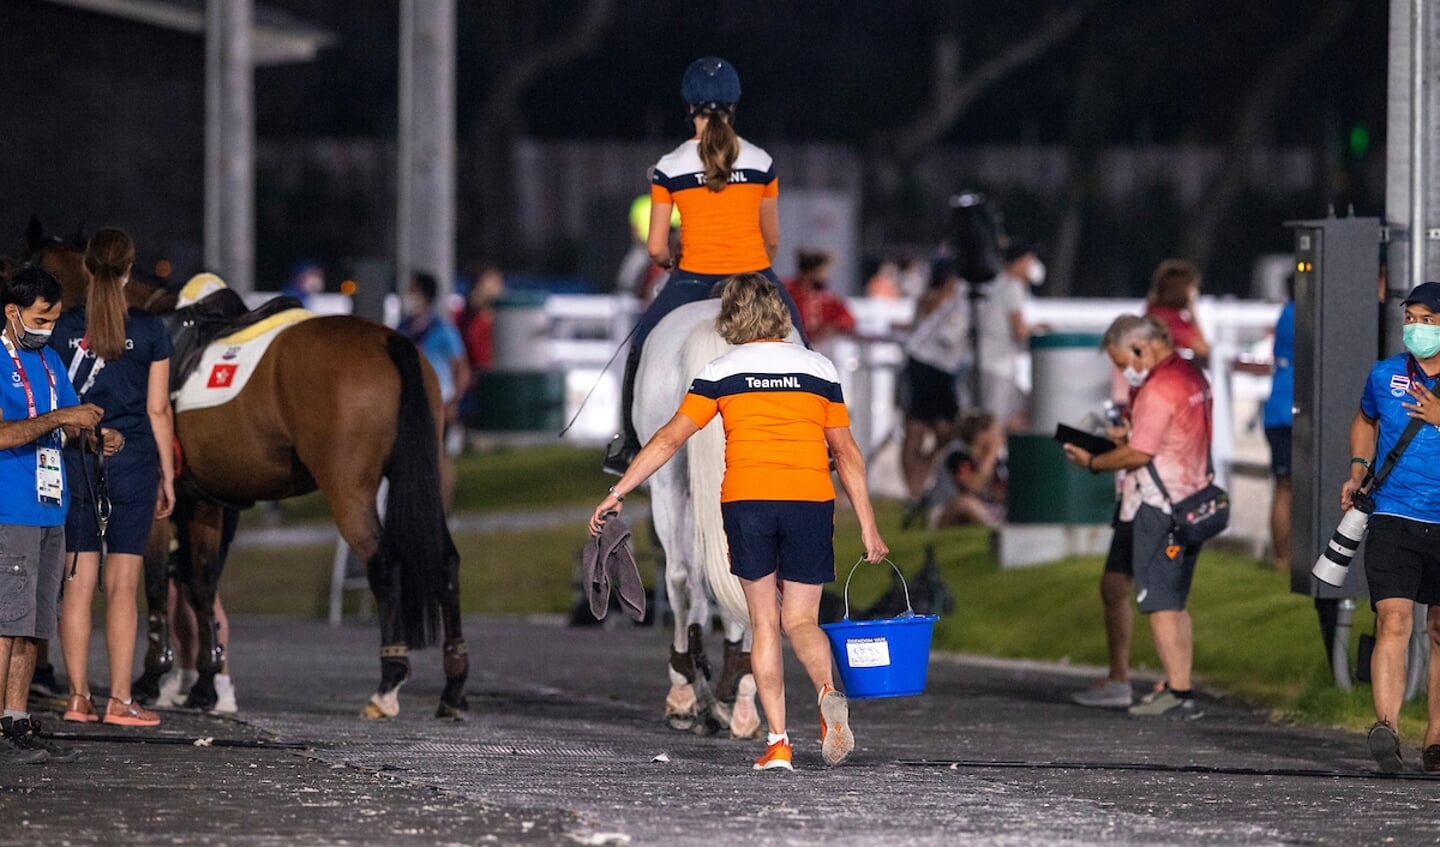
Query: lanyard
[
  {"left": 1405, "top": 355, "right": 1437, "bottom": 392},
  {"left": 1, "top": 332, "right": 58, "bottom": 420}
]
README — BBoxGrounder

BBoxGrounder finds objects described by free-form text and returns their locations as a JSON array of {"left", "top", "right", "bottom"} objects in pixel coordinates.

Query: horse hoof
[
  {"left": 361, "top": 690, "right": 401, "bottom": 720},
  {"left": 665, "top": 712, "right": 696, "bottom": 732},
  {"left": 691, "top": 713, "right": 724, "bottom": 737},
  {"left": 728, "top": 706, "right": 762, "bottom": 740},
  {"left": 434, "top": 700, "right": 470, "bottom": 721}
]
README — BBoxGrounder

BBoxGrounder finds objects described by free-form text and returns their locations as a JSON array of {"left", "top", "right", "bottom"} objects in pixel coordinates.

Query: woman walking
[
  {"left": 51, "top": 228, "right": 175, "bottom": 727},
  {"left": 605, "top": 56, "right": 808, "bottom": 475},
  {"left": 591, "top": 273, "right": 886, "bottom": 771}
]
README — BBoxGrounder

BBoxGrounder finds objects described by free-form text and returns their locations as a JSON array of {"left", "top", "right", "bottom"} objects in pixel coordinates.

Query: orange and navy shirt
[
  {"left": 677, "top": 341, "right": 849, "bottom": 503},
  {"left": 650, "top": 137, "right": 778, "bottom": 275}
]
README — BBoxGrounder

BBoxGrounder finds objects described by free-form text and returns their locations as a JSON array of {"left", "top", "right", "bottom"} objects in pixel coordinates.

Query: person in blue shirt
[
  {"left": 49, "top": 229, "right": 175, "bottom": 729},
  {"left": 1344, "top": 281, "right": 1440, "bottom": 774},
  {"left": 1262, "top": 282, "right": 1295, "bottom": 572},
  {"left": 0, "top": 266, "right": 102, "bottom": 763},
  {"left": 399, "top": 271, "right": 469, "bottom": 507}
]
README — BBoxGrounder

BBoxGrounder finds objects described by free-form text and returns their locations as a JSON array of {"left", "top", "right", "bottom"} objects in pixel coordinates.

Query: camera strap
[{"left": 1369, "top": 416, "right": 1426, "bottom": 493}]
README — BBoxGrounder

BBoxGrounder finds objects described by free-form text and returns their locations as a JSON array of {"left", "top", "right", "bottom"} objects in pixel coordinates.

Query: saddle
[{"left": 168, "top": 290, "right": 306, "bottom": 393}]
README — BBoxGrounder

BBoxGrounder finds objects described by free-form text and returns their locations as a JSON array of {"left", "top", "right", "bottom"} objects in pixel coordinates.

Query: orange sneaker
[
  {"left": 818, "top": 684, "right": 854, "bottom": 766},
  {"left": 752, "top": 738, "right": 793, "bottom": 771},
  {"left": 103, "top": 697, "right": 160, "bottom": 727},
  {"left": 63, "top": 693, "right": 99, "bottom": 723}
]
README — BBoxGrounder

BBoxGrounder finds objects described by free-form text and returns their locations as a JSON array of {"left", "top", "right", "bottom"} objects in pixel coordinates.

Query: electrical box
[{"left": 1287, "top": 216, "right": 1381, "bottom": 598}]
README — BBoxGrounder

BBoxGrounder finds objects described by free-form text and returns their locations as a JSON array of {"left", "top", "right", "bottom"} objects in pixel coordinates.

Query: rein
[
  {"left": 557, "top": 320, "right": 641, "bottom": 438},
  {"left": 67, "top": 424, "right": 110, "bottom": 580}
]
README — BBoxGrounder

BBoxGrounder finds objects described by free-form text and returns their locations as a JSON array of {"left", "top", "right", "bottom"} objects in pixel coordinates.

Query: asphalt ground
[{"left": 3, "top": 614, "right": 1439, "bottom": 846}]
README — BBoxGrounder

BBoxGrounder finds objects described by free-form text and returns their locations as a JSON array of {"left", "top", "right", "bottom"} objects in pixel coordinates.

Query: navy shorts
[
  {"left": 1124, "top": 504, "right": 1201, "bottom": 613},
  {"left": 1364, "top": 514, "right": 1440, "bottom": 605},
  {"left": 1264, "top": 426, "right": 1292, "bottom": 478},
  {"left": 65, "top": 445, "right": 160, "bottom": 557},
  {"left": 721, "top": 499, "right": 836, "bottom": 585}
]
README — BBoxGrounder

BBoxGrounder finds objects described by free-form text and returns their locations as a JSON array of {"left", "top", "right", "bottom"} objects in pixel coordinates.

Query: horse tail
[
  {"left": 683, "top": 324, "right": 749, "bottom": 624},
  {"left": 381, "top": 333, "right": 448, "bottom": 648}
]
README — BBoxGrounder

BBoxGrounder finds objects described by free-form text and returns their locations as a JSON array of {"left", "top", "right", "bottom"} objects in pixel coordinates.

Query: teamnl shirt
[
  {"left": 650, "top": 137, "right": 778, "bottom": 276},
  {"left": 0, "top": 342, "right": 80, "bottom": 526},
  {"left": 1361, "top": 353, "right": 1440, "bottom": 523},
  {"left": 1119, "top": 353, "right": 1212, "bottom": 522},
  {"left": 677, "top": 341, "right": 849, "bottom": 503},
  {"left": 49, "top": 306, "right": 173, "bottom": 456}
]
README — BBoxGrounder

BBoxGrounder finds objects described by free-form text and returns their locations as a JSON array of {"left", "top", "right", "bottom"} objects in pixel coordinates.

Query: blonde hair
[
  {"left": 83, "top": 228, "right": 135, "bottom": 360},
  {"left": 716, "top": 272, "right": 792, "bottom": 345}
]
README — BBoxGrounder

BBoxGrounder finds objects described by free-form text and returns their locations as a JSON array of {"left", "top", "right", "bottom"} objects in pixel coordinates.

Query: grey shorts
[
  {"left": 1130, "top": 504, "right": 1200, "bottom": 613},
  {"left": 0, "top": 524, "right": 65, "bottom": 640}
]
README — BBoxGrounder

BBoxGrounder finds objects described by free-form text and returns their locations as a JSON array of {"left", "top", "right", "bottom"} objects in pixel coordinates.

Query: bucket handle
[{"left": 839, "top": 557, "right": 913, "bottom": 621}]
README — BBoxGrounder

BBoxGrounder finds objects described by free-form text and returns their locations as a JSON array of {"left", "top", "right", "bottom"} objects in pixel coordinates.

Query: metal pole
[
  {"left": 204, "top": 0, "right": 254, "bottom": 293},
  {"left": 1408, "top": 0, "right": 1427, "bottom": 296},
  {"left": 397, "top": 0, "right": 457, "bottom": 302}
]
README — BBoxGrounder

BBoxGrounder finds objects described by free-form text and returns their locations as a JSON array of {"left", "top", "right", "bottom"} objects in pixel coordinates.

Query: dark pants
[{"left": 620, "top": 267, "right": 809, "bottom": 446}]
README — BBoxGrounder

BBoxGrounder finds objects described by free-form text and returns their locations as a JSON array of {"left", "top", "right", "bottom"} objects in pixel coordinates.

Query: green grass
[{"left": 221, "top": 443, "right": 1413, "bottom": 737}]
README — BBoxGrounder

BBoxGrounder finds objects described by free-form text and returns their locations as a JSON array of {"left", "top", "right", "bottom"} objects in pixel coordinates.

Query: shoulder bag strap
[{"left": 1144, "top": 371, "right": 1216, "bottom": 509}]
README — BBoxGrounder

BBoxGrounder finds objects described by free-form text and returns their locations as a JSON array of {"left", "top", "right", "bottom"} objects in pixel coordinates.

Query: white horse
[{"left": 634, "top": 298, "right": 799, "bottom": 739}]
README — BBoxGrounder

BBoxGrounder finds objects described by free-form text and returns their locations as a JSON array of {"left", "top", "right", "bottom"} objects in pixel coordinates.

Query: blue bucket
[{"left": 821, "top": 558, "right": 939, "bottom": 699}]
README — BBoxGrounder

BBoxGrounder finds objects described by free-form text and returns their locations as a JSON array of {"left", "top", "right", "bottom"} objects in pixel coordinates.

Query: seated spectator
[
  {"left": 928, "top": 411, "right": 1005, "bottom": 530},
  {"left": 784, "top": 249, "right": 856, "bottom": 347}
]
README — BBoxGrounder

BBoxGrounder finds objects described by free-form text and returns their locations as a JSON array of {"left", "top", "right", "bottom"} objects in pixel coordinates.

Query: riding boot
[{"left": 603, "top": 344, "right": 644, "bottom": 476}]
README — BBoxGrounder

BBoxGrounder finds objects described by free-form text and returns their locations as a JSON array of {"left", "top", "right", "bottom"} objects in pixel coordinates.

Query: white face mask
[
  {"left": 1122, "top": 365, "right": 1149, "bottom": 387},
  {"left": 1026, "top": 259, "right": 1046, "bottom": 286}
]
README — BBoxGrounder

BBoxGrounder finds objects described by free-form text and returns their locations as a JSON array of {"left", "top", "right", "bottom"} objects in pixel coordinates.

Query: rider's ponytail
[
  {"left": 696, "top": 107, "right": 739, "bottom": 193},
  {"left": 82, "top": 228, "right": 135, "bottom": 360}
]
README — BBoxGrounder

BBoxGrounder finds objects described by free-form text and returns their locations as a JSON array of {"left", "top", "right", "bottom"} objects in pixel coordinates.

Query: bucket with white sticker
[{"left": 821, "top": 558, "right": 938, "bottom": 699}]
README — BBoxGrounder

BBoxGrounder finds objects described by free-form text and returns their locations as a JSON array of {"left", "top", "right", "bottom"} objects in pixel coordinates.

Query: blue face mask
[{"left": 1403, "top": 323, "right": 1440, "bottom": 360}]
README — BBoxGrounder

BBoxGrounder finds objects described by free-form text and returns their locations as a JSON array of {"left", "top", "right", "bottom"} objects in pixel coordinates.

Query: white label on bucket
[{"left": 845, "top": 637, "right": 891, "bottom": 668}]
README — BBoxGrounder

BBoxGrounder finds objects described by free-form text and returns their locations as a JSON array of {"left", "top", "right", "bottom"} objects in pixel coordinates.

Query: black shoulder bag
[{"left": 1145, "top": 398, "right": 1230, "bottom": 546}]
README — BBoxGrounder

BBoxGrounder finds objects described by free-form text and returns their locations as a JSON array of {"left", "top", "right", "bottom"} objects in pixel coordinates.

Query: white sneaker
[
  {"left": 212, "top": 674, "right": 238, "bottom": 714},
  {"left": 1070, "top": 680, "right": 1133, "bottom": 708},
  {"left": 154, "top": 669, "right": 199, "bottom": 708}
]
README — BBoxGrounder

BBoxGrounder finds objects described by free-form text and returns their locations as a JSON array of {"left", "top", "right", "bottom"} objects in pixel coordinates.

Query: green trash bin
[
  {"left": 1005, "top": 433, "right": 1115, "bottom": 525},
  {"left": 468, "top": 371, "right": 566, "bottom": 432}
]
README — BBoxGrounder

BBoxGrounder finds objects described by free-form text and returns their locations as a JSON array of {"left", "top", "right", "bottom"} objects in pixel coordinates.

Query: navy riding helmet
[{"left": 681, "top": 57, "right": 741, "bottom": 109}]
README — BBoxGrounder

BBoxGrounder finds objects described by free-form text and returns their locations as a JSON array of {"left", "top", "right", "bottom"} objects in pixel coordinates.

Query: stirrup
[{"left": 602, "top": 434, "right": 633, "bottom": 477}]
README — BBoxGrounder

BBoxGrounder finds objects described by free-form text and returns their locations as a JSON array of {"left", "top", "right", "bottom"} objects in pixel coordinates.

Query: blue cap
[
  {"left": 1402, "top": 281, "right": 1440, "bottom": 312},
  {"left": 681, "top": 57, "right": 741, "bottom": 106}
]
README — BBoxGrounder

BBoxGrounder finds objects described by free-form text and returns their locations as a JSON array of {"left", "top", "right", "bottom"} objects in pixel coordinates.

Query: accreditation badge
[{"left": 36, "top": 445, "right": 63, "bottom": 505}]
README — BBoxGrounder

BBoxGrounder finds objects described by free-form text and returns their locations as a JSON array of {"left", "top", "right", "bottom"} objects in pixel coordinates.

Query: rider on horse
[{"left": 604, "top": 57, "right": 808, "bottom": 475}]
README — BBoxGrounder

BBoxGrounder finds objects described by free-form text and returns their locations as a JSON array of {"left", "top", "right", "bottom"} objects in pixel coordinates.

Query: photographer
[
  {"left": 1063, "top": 314, "right": 1212, "bottom": 719},
  {"left": 1344, "top": 282, "right": 1440, "bottom": 774}
]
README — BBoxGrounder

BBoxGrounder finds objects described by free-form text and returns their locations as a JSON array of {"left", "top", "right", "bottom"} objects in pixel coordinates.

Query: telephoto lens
[{"left": 1312, "top": 493, "right": 1374, "bottom": 587}]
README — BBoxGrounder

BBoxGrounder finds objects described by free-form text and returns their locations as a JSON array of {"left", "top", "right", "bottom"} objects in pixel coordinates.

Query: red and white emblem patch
[{"left": 207, "top": 363, "right": 238, "bottom": 388}]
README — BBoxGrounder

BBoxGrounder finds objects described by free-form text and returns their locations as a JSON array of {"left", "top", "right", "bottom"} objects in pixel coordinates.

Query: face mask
[
  {"left": 1026, "top": 259, "right": 1046, "bottom": 286},
  {"left": 1404, "top": 323, "right": 1440, "bottom": 359},
  {"left": 8, "top": 312, "right": 51, "bottom": 351},
  {"left": 1122, "top": 365, "right": 1149, "bottom": 387}
]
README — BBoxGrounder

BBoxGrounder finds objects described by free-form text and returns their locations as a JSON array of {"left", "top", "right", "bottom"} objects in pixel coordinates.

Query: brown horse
[{"left": 25, "top": 225, "right": 469, "bottom": 720}]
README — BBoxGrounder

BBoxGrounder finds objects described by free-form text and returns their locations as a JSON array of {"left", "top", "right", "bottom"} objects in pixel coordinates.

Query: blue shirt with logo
[
  {"left": 1360, "top": 353, "right": 1440, "bottom": 523},
  {"left": 0, "top": 344, "right": 81, "bottom": 526},
  {"left": 49, "top": 307, "right": 173, "bottom": 456},
  {"left": 1263, "top": 301, "right": 1294, "bottom": 428},
  {"left": 400, "top": 311, "right": 465, "bottom": 403}
]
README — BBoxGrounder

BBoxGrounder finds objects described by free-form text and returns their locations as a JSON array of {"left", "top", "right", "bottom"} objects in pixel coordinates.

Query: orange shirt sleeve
[
  {"left": 651, "top": 183, "right": 673, "bottom": 205},
  {"left": 824, "top": 399, "right": 850, "bottom": 428},
  {"left": 677, "top": 392, "right": 718, "bottom": 428},
  {"left": 762, "top": 177, "right": 779, "bottom": 199}
]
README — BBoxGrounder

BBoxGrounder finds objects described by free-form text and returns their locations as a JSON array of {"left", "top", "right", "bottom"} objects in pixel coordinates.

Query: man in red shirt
[
  {"left": 1063, "top": 314, "right": 1213, "bottom": 719},
  {"left": 784, "top": 250, "right": 855, "bottom": 347}
]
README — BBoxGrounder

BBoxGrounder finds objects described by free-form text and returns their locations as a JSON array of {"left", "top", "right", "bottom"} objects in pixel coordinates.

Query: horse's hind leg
[
  {"left": 180, "top": 502, "right": 228, "bottom": 711},
  {"left": 435, "top": 530, "right": 469, "bottom": 721},
  {"left": 133, "top": 516, "right": 175, "bottom": 705},
  {"left": 715, "top": 621, "right": 760, "bottom": 739}
]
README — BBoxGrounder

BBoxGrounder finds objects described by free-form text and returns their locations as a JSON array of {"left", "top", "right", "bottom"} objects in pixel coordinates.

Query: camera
[
  {"left": 1312, "top": 490, "right": 1374, "bottom": 587},
  {"left": 1102, "top": 401, "right": 1125, "bottom": 428}
]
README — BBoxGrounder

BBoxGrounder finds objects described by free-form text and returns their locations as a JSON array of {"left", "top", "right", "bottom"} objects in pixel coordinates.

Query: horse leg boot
[
  {"left": 715, "top": 639, "right": 761, "bottom": 739},
  {"left": 665, "top": 646, "right": 698, "bottom": 731},
  {"left": 435, "top": 540, "right": 470, "bottom": 721},
  {"left": 182, "top": 503, "right": 226, "bottom": 711},
  {"left": 685, "top": 623, "right": 724, "bottom": 736},
  {"left": 364, "top": 645, "right": 410, "bottom": 719}
]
